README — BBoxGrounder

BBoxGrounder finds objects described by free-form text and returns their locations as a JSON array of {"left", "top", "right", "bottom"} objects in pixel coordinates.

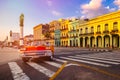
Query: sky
[{"left": 0, "top": 0, "right": 120, "bottom": 41}]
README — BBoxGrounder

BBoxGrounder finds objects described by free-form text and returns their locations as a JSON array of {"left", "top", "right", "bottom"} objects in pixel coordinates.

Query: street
[{"left": 0, "top": 47, "right": 120, "bottom": 80}]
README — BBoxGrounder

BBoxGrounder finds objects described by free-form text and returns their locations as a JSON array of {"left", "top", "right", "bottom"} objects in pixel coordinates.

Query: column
[
  {"left": 78, "top": 38, "right": 80, "bottom": 47},
  {"left": 94, "top": 36, "right": 97, "bottom": 48},
  {"left": 119, "top": 36, "right": 120, "bottom": 48},
  {"left": 83, "top": 37, "right": 85, "bottom": 47},
  {"left": 110, "top": 35, "right": 112, "bottom": 48},
  {"left": 88, "top": 37, "right": 91, "bottom": 48},
  {"left": 102, "top": 36, "right": 104, "bottom": 48}
]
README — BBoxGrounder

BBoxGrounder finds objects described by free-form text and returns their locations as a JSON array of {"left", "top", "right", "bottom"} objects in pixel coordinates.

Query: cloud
[
  {"left": 114, "top": 0, "right": 120, "bottom": 9},
  {"left": 52, "top": 10, "right": 62, "bottom": 16},
  {"left": 46, "top": 0, "right": 52, "bottom": 6},
  {"left": 80, "top": 0, "right": 115, "bottom": 19},
  {"left": 81, "top": 0, "right": 102, "bottom": 10}
]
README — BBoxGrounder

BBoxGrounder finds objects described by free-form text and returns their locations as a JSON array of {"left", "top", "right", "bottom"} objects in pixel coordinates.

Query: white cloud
[
  {"left": 81, "top": 0, "right": 102, "bottom": 10},
  {"left": 52, "top": 10, "right": 62, "bottom": 16},
  {"left": 80, "top": 0, "right": 115, "bottom": 19},
  {"left": 46, "top": 0, "right": 52, "bottom": 6},
  {"left": 114, "top": 0, "right": 120, "bottom": 9}
]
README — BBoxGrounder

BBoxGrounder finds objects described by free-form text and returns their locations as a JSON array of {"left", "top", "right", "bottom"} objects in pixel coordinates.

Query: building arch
[
  {"left": 85, "top": 37, "right": 89, "bottom": 47},
  {"left": 90, "top": 36, "right": 95, "bottom": 47},
  {"left": 96, "top": 36, "right": 102, "bottom": 47},
  {"left": 104, "top": 35, "right": 110, "bottom": 47},
  {"left": 70, "top": 40, "right": 72, "bottom": 47},
  {"left": 112, "top": 34, "right": 119, "bottom": 48},
  {"left": 80, "top": 37, "right": 83, "bottom": 47}
]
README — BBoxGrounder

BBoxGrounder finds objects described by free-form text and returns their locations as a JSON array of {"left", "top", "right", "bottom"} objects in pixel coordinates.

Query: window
[
  {"left": 113, "top": 22, "right": 118, "bottom": 30},
  {"left": 97, "top": 25, "right": 100, "bottom": 32},
  {"left": 105, "top": 24, "right": 108, "bottom": 31},
  {"left": 91, "top": 27, "right": 94, "bottom": 33},
  {"left": 85, "top": 28, "right": 88, "bottom": 33},
  {"left": 80, "top": 28, "right": 82, "bottom": 34}
]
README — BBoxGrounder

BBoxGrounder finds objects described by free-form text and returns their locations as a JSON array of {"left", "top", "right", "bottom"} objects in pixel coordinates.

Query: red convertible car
[{"left": 19, "top": 42, "right": 54, "bottom": 62}]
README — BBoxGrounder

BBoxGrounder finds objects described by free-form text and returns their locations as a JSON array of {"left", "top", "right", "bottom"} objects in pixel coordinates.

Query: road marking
[
  {"left": 27, "top": 62, "right": 55, "bottom": 77},
  {"left": 72, "top": 62, "right": 120, "bottom": 79},
  {"left": 65, "top": 63, "right": 79, "bottom": 67},
  {"left": 49, "top": 62, "right": 67, "bottom": 80},
  {"left": 53, "top": 58, "right": 67, "bottom": 63},
  {"left": 60, "top": 57, "right": 110, "bottom": 67},
  {"left": 8, "top": 62, "right": 30, "bottom": 80},
  {"left": 45, "top": 61, "right": 62, "bottom": 68},
  {"left": 69, "top": 56, "right": 120, "bottom": 65},
  {"left": 76, "top": 55, "right": 120, "bottom": 62}
]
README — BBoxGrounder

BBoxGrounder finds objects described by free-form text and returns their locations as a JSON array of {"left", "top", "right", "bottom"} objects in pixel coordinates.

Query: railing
[
  {"left": 88, "top": 32, "right": 94, "bottom": 35},
  {"left": 110, "top": 29, "right": 118, "bottom": 34},
  {"left": 96, "top": 31, "right": 101, "bottom": 34},
  {"left": 60, "top": 28, "right": 68, "bottom": 31},
  {"left": 103, "top": 30, "right": 109, "bottom": 34}
]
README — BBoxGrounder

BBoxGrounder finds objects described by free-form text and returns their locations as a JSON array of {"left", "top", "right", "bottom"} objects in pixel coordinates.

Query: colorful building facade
[
  {"left": 54, "top": 20, "right": 61, "bottom": 47},
  {"left": 78, "top": 10, "right": 120, "bottom": 48},
  {"left": 49, "top": 21, "right": 55, "bottom": 45},
  {"left": 33, "top": 24, "right": 49, "bottom": 41},
  {"left": 68, "top": 19, "right": 79, "bottom": 47},
  {"left": 60, "top": 19, "right": 69, "bottom": 47}
]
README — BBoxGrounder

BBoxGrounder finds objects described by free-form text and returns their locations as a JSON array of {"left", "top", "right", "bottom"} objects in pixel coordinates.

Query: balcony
[
  {"left": 79, "top": 34, "right": 83, "bottom": 36},
  {"left": 69, "top": 35, "right": 78, "bottom": 38},
  {"left": 49, "top": 30, "right": 54, "bottom": 32},
  {"left": 60, "top": 36, "right": 68, "bottom": 39},
  {"left": 69, "top": 30, "right": 76, "bottom": 33},
  {"left": 49, "top": 37, "right": 54, "bottom": 39},
  {"left": 76, "top": 29, "right": 79, "bottom": 32},
  {"left": 112, "top": 29, "right": 118, "bottom": 32},
  {"left": 83, "top": 33, "right": 89, "bottom": 35},
  {"left": 88, "top": 32, "right": 94, "bottom": 35},
  {"left": 96, "top": 31, "right": 101, "bottom": 34},
  {"left": 60, "top": 28, "right": 68, "bottom": 31},
  {"left": 103, "top": 30, "right": 109, "bottom": 34},
  {"left": 110, "top": 29, "right": 119, "bottom": 34}
]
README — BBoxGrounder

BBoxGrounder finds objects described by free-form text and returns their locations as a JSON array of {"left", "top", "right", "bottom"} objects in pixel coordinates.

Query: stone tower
[{"left": 19, "top": 13, "right": 24, "bottom": 46}]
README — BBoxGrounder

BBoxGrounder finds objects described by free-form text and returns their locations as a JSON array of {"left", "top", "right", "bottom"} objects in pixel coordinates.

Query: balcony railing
[
  {"left": 60, "top": 36, "right": 68, "bottom": 39},
  {"left": 79, "top": 34, "right": 83, "bottom": 36},
  {"left": 49, "top": 30, "right": 54, "bottom": 32},
  {"left": 111, "top": 29, "right": 118, "bottom": 32},
  {"left": 110, "top": 29, "right": 119, "bottom": 34},
  {"left": 103, "top": 30, "right": 109, "bottom": 34},
  {"left": 60, "top": 28, "right": 68, "bottom": 31},
  {"left": 96, "top": 31, "right": 101, "bottom": 34},
  {"left": 88, "top": 32, "right": 94, "bottom": 35}
]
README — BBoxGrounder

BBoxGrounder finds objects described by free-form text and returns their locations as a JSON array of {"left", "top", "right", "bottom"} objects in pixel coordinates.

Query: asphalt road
[{"left": 0, "top": 47, "right": 120, "bottom": 80}]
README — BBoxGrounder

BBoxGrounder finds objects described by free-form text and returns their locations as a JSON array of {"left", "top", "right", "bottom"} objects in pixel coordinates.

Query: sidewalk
[{"left": 55, "top": 47, "right": 120, "bottom": 52}]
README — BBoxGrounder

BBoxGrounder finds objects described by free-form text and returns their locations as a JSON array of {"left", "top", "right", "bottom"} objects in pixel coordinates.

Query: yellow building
[
  {"left": 33, "top": 24, "right": 49, "bottom": 41},
  {"left": 78, "top": 10, "right": 120, "bottom": 48},
  {"left": 60, "top": 19, "right": 69, "bottom": 47},
  {"left": 49, "top": 21, "right": 56, "bottom": 45}
]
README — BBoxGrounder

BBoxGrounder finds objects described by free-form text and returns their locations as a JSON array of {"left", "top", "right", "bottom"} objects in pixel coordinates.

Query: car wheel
[
  {"left": 50, "top": 55, "right": 54, "bottom": 61},
  {"left": 22, "top": 57, "right": 29, "bottom": 62}
]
